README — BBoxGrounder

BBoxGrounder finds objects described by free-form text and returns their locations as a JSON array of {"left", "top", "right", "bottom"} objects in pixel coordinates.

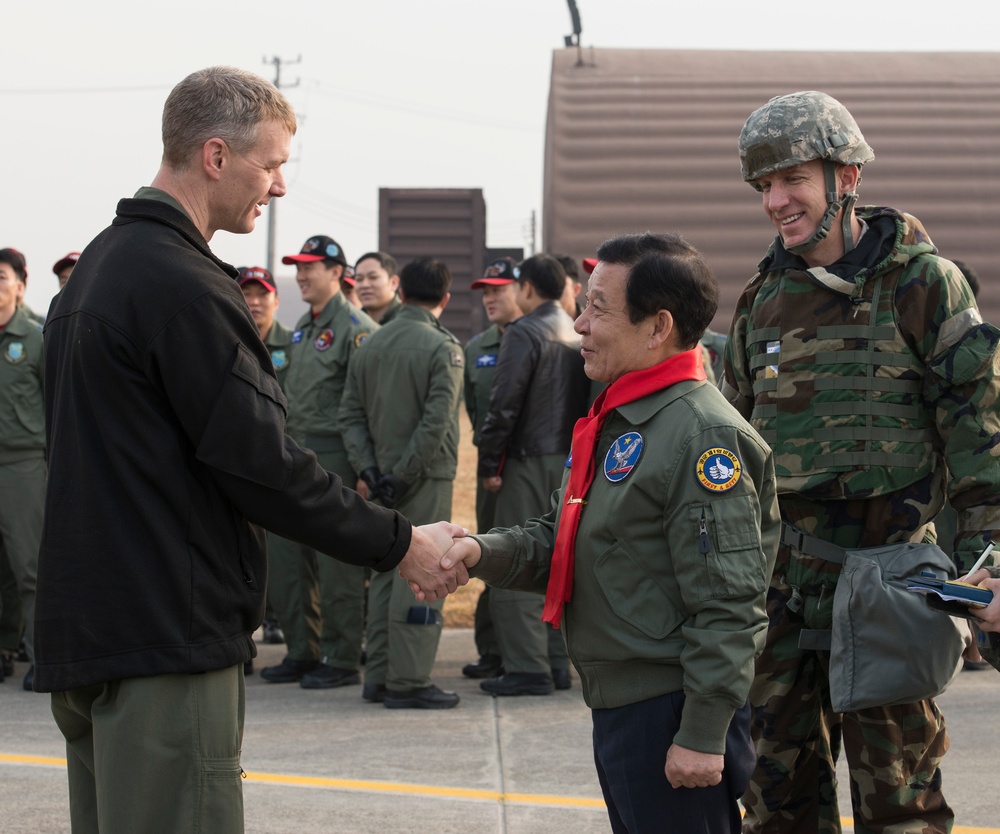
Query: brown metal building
[
  {"left": 543, "top": 48, "right": 1000, "bottom": 331},
  {"left": 378, "top": 188, "right": 487, "bottom": 345}
]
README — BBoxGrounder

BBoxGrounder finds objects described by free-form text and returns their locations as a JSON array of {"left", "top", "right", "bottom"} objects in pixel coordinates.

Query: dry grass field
[{"left": 440, "top": 410, "right": 485, "bottom": 628}]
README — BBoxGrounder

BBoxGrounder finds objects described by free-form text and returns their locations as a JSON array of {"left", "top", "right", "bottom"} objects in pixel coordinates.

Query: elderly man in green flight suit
[{"left": 436, "top": 232, "right": 779, "bottom": 832}]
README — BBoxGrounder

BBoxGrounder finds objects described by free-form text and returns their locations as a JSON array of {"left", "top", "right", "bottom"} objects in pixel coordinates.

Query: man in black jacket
[
  {"left": 475, "top": 254, "right": 591, "bottom": 695},
  {"left": 36, "top": 65, "right": 465, "bottom": 834}
]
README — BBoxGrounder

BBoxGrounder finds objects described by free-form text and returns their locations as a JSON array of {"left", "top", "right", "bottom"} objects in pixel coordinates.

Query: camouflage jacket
[{"left": 722, "top": 207, "right": 1000, "bottom": 572}]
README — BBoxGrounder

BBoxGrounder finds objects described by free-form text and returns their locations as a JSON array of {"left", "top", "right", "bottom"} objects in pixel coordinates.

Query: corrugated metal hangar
[{"left": 542, "top": 48, "right": 1000, "bottom": 330}]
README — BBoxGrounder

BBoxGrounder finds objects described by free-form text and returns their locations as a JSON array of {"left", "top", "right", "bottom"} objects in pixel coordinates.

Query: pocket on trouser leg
[{"left": 198, "top": 757, "right": 245, "bottom": 834}]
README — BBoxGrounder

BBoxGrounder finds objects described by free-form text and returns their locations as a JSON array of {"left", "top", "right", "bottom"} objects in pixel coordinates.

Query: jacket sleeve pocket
[
  {"left": 688, "top": 497, "right": 768, "bottom": 602},
  {"left": 195, "top": 343, "right": 293, "bottom": 491}
]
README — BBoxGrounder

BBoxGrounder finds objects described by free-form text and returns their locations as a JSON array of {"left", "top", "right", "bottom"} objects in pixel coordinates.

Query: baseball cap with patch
[
  {"left": 52, "top": 251, "right": 80, "bottom": 276},
  {"left": 281, "top": 235, "right": 348, "bottom": 267},
  {"left": 342, "top": 265, "right": 356, "bottom": 287},
  {"left": 237, "top": 266, "right": 277, "bottom": 293},
  {"left": 471, "top": 257, "right": 519, "bottom": 289}
]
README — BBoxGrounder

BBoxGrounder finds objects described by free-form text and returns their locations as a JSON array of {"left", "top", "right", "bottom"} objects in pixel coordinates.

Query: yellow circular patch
[{"left": 696, "top": 447, "right": 742, "bottom": 492}]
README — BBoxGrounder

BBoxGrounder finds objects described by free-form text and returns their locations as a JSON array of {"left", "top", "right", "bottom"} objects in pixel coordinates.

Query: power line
[
  {"left": 0, "top": 84, "right": 171, "bottom": 95},
  {"left": 300, "top": 78, "right": 541, "bottom": 133}
]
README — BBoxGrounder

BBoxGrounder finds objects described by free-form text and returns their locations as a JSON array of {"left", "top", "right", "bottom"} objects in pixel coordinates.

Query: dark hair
[
  {"left": 950, "top": 258, "right": 980, "bottom": 299},
  {"left": 518, "top": 254, "right": 566, "bottom": 300},
  {"left": 595, "top": 232, "right": 718, "bottom": 350},
  {"left": 399, "top": 257, "right": 452, "bottom": 304},
  {"left": 0, "top": 248, "right": 27, "bottom": 282},
  {"left": 355, "top": 251, "right": 398, "bottom": 276},
  {"left": 552, "top": 254, "right": 579, "bottom": 281}
]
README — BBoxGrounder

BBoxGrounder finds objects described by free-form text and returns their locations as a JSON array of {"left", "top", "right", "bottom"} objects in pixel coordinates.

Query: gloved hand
[
  {"left": 377, "top": 473, "right": 409, "bottom": 508},
  {"left": 359, "top": 467, "right": 382, "bottom": 500}
]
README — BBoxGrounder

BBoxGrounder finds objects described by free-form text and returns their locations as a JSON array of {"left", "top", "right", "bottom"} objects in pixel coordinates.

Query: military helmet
[{"left": 739, "top": 91, "right": 874, "bottom": 186}]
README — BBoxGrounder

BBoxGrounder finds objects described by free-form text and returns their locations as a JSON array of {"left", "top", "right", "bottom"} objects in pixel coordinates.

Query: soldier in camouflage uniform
[{"left": 721, "top": 91, "right": 1000, "bottom": 834}]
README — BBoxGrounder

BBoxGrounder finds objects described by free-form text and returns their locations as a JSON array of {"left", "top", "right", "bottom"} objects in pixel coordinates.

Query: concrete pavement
[{"left": 1, "top": 628, "right": 998, "bottom": 833}]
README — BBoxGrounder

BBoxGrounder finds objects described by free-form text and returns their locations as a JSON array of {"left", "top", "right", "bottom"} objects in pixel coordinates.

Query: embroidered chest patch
[
  {"left": 270, "top": 349, "right": 289, "bottom": 370},
  {"left": 476, "top": 353, "right": 498, "bottom": 368},
  {"left": 314, "top": 329, "right": 335, "bottom": 351},
  {"left": 604, "top": 432, "right": 644, "bottom": 483},
  {"left": 4, "top": 342, "right": 25, "bottom": 364},
  {"left": 696, "top": 448, "right": 742, "bottom": 492}
]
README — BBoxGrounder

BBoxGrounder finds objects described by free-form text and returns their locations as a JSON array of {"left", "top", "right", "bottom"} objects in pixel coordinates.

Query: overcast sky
[{"left": 5, "top": 0, "right": 995, "bottom": 315}]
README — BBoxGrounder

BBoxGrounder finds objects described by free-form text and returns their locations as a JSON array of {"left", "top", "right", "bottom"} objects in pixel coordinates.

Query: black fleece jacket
[
  {"left": 35, "top": 197, "right": 411, "bottom": 692},
  {"left": 476, "top": 300, "right": 591, "bottom": 477}
]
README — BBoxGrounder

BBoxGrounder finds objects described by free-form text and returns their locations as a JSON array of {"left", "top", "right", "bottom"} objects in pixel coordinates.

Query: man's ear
[
  {"left": 648, "top": 309, "right": 675, "bottom": 350},
  {"left": 202, "top": 138, "right": 227, "bottom": 181},
  {"left": 838, "top": 163, "right": 860, "bottom": 194}
]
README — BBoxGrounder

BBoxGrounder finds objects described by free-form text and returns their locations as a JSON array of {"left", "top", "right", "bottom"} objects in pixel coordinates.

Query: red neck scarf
[{"left": 542, "top": 348, "right": 706, "bottom": 627}]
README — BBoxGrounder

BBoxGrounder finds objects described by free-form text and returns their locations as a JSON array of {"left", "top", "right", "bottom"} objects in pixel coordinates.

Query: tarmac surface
[{"left": 1, "top": 627, "right": 998, "bottom": 834}]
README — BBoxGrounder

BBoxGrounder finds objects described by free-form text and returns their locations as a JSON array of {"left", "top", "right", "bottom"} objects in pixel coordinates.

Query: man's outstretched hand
[
  {"left": 403, "top": 532, "right": 483, "bottom": 601},
  {"left": 398, "top": 522, "right": 470, "bottom": 602}
]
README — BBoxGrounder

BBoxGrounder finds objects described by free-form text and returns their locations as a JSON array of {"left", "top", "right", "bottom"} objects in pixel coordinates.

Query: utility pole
[{"left": 262, "top": 55, "right": 301, "bottom": 275}]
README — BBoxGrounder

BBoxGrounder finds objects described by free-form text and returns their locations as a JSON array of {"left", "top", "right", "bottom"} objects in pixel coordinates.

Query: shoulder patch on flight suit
[
  {"left": 4, "top": 341, "right": 26, "bottom": 365},
  {"left": 270, "top": 348, "right": 289, "bottom": 370},
  {"left": 604, "top": 431, "right": 643, "bottom": 483},
  {"left": 314, "top": 329, "right": 335, "bottom": 351},
  {"left": 696, "top": 447, "right": 742, "bottom": 492},
  {"left": 354, "top": 332, "right": 369, "bottom": 348},
  {"left": 450, "top": 351, "right": 464, "bottom": 367},
  {"left": 291, "top": 330, "right": 304, "bottom": 344}
]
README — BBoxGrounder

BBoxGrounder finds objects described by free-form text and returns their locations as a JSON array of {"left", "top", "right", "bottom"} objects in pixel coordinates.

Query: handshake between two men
[{"left": 397, "top": 523, "right": 482, "bottom": 602}]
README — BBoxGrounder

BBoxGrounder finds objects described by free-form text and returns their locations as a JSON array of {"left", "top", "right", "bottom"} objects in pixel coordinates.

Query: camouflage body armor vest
[{"left": 745, "top": 264, "right": 937, "bottom": 499}]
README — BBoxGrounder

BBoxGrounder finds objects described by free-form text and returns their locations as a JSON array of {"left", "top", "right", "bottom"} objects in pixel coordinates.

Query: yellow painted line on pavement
[
  {"left": 0, "top": 753, "right": 604, "bottom": 810},
  {"left": 244, "top": 770, "right": 606, "bottom": 809},
  {"left": 1, "top": 753, "right": 67, "bottom": 767},
  {"left": 5, "top": 754, "right": 996, "bottom": 829}
]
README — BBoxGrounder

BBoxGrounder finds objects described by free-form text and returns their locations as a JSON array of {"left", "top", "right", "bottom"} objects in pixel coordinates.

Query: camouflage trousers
[{"left": 742, "top": 553, "right": 954, "bottom": 834}]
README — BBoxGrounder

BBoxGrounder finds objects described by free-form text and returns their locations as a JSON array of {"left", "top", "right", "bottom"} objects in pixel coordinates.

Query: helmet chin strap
[{"left": 785, "top": 161, "right": 859, "bottom": 258}]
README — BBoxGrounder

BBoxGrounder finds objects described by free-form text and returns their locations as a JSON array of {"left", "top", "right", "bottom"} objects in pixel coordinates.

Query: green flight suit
[
  {"left": 261, "top": 319, "right": 292, "bottom": 628},
  {"left": 268, "top": 293, "right": 377, "bottom": 669},
  {"left": 0, "top": 306, "right": 45, "bottom": 666},
  {"left": 491, "top": 454, "right": 570, "bottom": 675},
  {"left": 373, "top": 295, "right": 402, "bottom": 325},
  {"left": 340, "top": 304, "right": 464, "bottom": 691},
  {"left": 263, "top": 319, "right": 293, "bottom": 389},
  {"left": 464, "top": 325, "right": 503, "bottom": 657}
]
